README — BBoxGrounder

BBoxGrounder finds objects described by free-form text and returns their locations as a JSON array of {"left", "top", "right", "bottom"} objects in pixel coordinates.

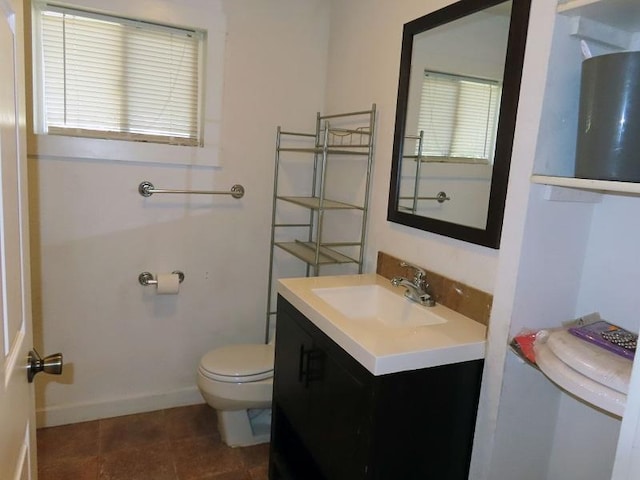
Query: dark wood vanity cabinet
[{"left": 269, "top": 296, "right": 484, "bottom": 480}]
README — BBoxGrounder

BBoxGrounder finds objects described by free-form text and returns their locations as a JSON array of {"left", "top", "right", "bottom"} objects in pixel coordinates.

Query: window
[
  {"left": 33, "top": 3, "right": 204, "bottom": 146},
  {"left": 416, "top": 71, "right": 501, "bottom": 163}
]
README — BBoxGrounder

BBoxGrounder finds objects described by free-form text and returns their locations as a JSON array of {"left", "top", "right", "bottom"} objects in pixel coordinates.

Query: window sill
[{"left": 28, "top": 130, "right": 221, "bottom": 167}]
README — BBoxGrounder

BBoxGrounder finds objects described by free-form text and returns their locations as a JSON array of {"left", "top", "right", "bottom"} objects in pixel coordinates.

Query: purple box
[{"left": 568, "top": 320, "right": 636, "bottom": 360}]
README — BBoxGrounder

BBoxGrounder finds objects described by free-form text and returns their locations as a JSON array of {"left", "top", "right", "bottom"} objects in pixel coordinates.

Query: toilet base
[{"left": 217, "top": 408, "right": 271, "bottom": 447}]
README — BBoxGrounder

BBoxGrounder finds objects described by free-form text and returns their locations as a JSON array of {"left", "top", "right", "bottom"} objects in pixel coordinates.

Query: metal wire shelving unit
[{"left": 264, "top": 105, "right": 376, "bottom": 342}]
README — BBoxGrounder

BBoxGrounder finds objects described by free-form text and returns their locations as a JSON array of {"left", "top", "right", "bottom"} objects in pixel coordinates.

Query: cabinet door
[
  {"left": 275, "top": 298, "right": 372, "bottom": 480},
  {"left": 307, "top": 345, "right": 370, "bottom": 480},
  {"left": 273, "top": 305, "right": 315, "bottom": 435}
]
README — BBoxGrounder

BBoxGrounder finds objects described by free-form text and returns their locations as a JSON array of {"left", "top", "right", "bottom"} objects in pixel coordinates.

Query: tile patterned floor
[{"left": 37, "top": 404, "right": 270, "bottom": 480}]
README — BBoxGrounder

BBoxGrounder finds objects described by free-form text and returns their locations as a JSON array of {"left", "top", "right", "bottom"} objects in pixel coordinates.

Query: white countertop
[{"left": 278, "top": 273, "right": 487, "bottom": 375}]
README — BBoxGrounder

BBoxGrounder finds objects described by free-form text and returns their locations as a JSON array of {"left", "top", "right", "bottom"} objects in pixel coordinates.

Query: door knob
[{"left": 27, "top": 349, "right": 63, "bottom": 383}]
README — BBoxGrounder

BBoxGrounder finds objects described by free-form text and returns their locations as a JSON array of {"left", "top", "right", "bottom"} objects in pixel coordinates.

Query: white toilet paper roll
[{"left": 156, "top": 273, "right": 180, "bottom": 294}]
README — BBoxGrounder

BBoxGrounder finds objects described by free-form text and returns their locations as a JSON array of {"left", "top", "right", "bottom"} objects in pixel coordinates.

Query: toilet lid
[{"left": 199, "top": 344, "right": 274, "bottom": 382}]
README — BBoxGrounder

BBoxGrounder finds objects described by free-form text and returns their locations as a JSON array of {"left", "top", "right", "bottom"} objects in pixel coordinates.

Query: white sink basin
[
  {"left": 312, "top": 284, "right": 447, "bottom": 328},
  {"left": 279, "top": 274, "right": 487, "bottom": 375}
]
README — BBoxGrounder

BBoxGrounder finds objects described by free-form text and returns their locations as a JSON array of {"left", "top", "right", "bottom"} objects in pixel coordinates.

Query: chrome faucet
[{"left": 391, "top": 261, "right": 436, "bottom": 307}]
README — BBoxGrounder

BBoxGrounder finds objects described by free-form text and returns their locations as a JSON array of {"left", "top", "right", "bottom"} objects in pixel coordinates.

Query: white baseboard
[{"left": 36, "top": 387, "right": 204, "bottom": 428}]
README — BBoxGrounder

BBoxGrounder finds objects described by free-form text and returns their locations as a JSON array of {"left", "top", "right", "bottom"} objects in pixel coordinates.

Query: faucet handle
[{"left": 399, "top": 261, "right": 426, "bottom": 283}]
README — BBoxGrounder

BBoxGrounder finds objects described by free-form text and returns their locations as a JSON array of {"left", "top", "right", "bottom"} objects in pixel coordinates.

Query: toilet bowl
[{"left": 197, "top": 343, "right": 274, "bottom": 447}]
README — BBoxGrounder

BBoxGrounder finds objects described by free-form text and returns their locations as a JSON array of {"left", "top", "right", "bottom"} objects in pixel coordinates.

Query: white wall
[
  {"left": 324, "top": 0, "right": 499, "bottom": 294},
  {"left": 546, "top": 393, "right": 620, "bottom": 480},
  {"left": 398, "top": 162, "right": 492, "bottom": 229},
  {"left": 29, "top": 0, "right": 330, "bottom": 426},
  {"left": 483, "top": 5, "right": 640, "bottom": 480},
  {"left": 577, "top": 194, "right": 640, "bottom": 330}
]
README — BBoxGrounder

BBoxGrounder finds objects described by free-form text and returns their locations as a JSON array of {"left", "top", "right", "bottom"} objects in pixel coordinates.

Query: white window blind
[
  {"left": 36, "top": 4, "right": 204, "bottom": 146},
  {"left": 417, "top": 71, "right": 501, "bottom": 163}
]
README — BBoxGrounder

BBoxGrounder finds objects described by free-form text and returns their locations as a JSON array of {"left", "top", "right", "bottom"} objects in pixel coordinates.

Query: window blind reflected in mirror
[{"left": 416, "top": 71, "right": 501, "bottom": 163}]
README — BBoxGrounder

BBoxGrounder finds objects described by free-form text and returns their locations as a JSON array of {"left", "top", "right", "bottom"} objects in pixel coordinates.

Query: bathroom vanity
[{"left": 268, "top": 274, "right": 486, "bottom": 480}]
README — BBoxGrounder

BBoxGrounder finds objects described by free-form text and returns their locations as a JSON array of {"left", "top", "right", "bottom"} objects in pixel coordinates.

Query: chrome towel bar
[
  {"left": 138, "top": 181, "right": 245, "bottom": 199},
  {"left": 399, "top": 191, "right": 451, "bottom": 203}
]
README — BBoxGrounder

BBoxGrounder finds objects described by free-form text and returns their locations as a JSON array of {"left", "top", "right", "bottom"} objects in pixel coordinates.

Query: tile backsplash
[{"left": 376, "top": 251, "right": 493, "bottom": 326}]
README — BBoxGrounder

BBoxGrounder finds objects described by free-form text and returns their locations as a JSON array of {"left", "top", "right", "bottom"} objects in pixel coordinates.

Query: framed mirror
[{"left": 387, "top": 0, "right": 531, "bottom": 248}]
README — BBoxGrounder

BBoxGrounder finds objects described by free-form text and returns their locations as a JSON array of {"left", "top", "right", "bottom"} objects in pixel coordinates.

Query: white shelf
[
  {"left": 557, "top": 0, "right": 640, "bottom": 33},
  {"left": 531, "top": 175, "right": 640, "bottom": 195}
]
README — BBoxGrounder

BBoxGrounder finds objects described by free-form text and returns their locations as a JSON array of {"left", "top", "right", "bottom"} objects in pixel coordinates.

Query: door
[{"left": 0, "top": 0, "right": 37, "bottom": 477}]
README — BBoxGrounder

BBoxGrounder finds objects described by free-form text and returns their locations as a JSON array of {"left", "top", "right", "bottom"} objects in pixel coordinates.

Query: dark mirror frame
[{"left": 387, "top": 0, "right": 531, "bottom": 249}]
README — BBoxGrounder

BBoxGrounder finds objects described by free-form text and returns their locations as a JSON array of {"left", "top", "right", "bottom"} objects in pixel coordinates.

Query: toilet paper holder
[{"left": 138, "top": 271, "right": 185, "bottom": 286}]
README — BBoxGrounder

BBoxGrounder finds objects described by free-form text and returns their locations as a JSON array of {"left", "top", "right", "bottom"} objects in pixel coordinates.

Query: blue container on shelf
[{"left": 575, "top": 51, "right": 640, "bottom": 182}]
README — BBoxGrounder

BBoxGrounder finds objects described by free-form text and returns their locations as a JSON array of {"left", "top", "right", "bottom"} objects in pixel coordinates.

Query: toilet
[{"left": 197, "top": 343, "right": 274, "bottom": 447}]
